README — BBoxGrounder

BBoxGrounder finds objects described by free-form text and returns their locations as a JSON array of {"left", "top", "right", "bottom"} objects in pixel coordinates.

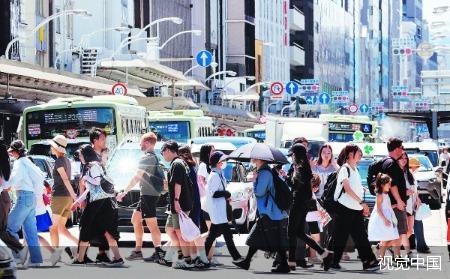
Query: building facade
[
  {"left": 401, "top": 0, "right": 423, "bottom": 90},
  {"left": 291, "top": 0, "right": 359, "bottom": 99}
]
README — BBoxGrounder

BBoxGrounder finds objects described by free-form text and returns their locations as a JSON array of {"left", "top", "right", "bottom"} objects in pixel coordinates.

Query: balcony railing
[
  {"left": 290, "top": 43, "right": 305, "bottom": 66},
  {"left": 290, "top": 6, "right": 305, "bottom": 31}
]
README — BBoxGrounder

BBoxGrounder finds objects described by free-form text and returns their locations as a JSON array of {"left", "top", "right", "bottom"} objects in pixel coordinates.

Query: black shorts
[
  {"left": 136, "top": 195, "right": 159, "bottom": 219},
  {"left": 308, "top": 221, "right": 320, "bottom": 234}
]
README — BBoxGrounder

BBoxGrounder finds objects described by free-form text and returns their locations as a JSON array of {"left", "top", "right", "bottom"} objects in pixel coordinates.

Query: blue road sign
[
  {"left": 306, "top": 95, "right": 317, "bottom": 105},
  {"left": 360, "top": 104, "right": 369, "bottom": 114},
  {"left": 319, "top": 93, "right": 331, "bottom": 104},
  {"left": 196, "top": 50, "right": 213, "bottom": 67},
  {"left": 286, "top": 81, "right": 299, "bottom": 95}
]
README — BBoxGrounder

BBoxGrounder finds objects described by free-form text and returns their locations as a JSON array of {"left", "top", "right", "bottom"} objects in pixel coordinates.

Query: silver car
[{"left": 411, "top": 154, "right": 443, "bottom": 210}]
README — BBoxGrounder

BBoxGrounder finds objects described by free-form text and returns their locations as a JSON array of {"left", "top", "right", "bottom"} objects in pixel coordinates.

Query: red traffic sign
[
  {"left": 270, "top": 82, "right": 284, "bottom": 95},
  {"left": 111, "top": 82, "right": 128, "bottom": 96},
  {"left": 348, "top": 104, "right": 358, "bottom": 114}
]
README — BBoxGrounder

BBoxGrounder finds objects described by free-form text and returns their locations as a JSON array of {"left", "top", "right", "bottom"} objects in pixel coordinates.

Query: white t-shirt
[
  {"left": 197, "top": 162, "right": 209, "bottom": 211},
  {"left": 205, "top": 170, "right": 228, "bottom": 224},
  {"left": 335, "top": 163, "right": 364, "bottom": 211},
  {"left": 197, "top": 162, "right": 209, "bottom": 179}
]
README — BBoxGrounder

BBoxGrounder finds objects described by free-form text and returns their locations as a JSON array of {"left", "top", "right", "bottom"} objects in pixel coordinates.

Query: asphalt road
[{"left": 16, "top": 206, "right": 450, "bottom": 279}]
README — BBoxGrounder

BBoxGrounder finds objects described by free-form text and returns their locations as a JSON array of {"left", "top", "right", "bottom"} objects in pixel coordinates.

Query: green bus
[
  {"left": 148, "top": 109, "right": 214, "bottom": 144},
  {"left": 20, "top": 95, "right": 147, "bottom": 156}
]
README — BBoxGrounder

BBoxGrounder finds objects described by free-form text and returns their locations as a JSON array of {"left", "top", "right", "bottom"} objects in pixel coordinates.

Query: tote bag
[
  {"left": 179, "top": 211, "right": 201, "bottom": 242},
  {"left": 415, "top": 204, "right": 432, "bottom": 221}
]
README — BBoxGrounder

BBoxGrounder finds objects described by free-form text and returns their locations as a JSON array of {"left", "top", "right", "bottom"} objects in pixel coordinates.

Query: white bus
[{"left": 21, "top": 95, "right": 147, "bottom": 156}]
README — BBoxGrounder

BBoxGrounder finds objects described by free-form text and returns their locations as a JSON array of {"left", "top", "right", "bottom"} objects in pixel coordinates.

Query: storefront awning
[
  {"left": 99, "top": 59, "right": 187, "bottom": 83},
  {"left": 0, "top": 58, "right": 145, "bottom": 98}
]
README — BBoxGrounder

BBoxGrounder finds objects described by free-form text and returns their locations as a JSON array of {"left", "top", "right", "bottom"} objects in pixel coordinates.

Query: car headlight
[{"left": 429, "top": 178, "right": 437, "bottom": 183}]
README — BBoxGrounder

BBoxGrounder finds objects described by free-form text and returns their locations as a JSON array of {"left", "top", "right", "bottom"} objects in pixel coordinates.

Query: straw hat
[
  {"left": 409, "top": 157, "right": 421, "bottom": 169},
  {"left": 49, "top": 135, "right": 67, "bottom": 154}
]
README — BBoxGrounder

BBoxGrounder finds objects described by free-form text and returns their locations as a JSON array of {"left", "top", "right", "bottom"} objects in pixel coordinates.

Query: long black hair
[
  {"left": 0, "top": 144, "right": 11, "bottom": 181},
  {"left": 199, "top": 144, "right": 214, "bottom": 173},
  {"left": 80, "top": 144, "right": 98, "bottom": 164},
  {"left": 337, "top": 144, "right": 362, "bottom": 166},
  {"left": 79, "top": 144, "right": 101, "bottom": 176},
  {"left": 375, "top": 173, "right": 392, "bottom": 194},
  {"left": 401, "top": 153, "right": 415, "bottom": 185},
  {"left": 317, "top": 143, "right": 333, "bottom": 167},
  {"left": 291, "top": 144, "right": 313, "bottom": 182}
]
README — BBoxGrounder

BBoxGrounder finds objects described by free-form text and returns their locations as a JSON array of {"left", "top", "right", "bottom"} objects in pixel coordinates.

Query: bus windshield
[
  {"left": 150, "top": 121, "right": 190, "bottom": 143},
  {"left": 26, "top": 107, "right": 116, "bottom": 140}
]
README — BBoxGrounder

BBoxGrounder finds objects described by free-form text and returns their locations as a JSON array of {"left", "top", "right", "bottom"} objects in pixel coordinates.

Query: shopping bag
[
  {"left": 415, "top": 204, "right": 432, "bottom": 220},
  {"left": 178, "top": 211, "right": 201, "bottom": 242}
]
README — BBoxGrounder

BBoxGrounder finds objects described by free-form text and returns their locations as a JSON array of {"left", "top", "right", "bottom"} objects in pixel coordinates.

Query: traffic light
[
  {"left": 392, "top": 90, "right": 408, "bottom": 98},
  {"left": 300, "top": 84, "right": 319, "bottom": 92},
  {"left": 392, "top": 47, "right": 413, "bottom": 56}
]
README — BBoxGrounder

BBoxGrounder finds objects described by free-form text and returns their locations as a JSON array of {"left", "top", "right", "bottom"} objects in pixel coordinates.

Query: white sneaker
[
  {"left": 50, "top": 248, "right": 63, "bottom": 266},
  {"left": 210, "top": 257, "right": 223, "bottom": 266},
  {"left": 16, "top": 247, "right": 28, "bottom": 266},
  {"left": 173, "top": 259, "right": 194, "bottom": 269}
]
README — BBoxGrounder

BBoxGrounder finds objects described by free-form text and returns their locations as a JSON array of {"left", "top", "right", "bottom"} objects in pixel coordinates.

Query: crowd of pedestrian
[{"left": 0, "top": 129, "right": 439, "bottom": 273}]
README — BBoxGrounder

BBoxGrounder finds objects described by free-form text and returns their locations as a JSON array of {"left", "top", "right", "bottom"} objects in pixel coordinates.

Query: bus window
[{"left": 25, "top": 107, "right": 116, "bottom": 140}]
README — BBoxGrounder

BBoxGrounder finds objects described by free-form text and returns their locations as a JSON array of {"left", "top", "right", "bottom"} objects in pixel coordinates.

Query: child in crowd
[
  {"left": 368, "top": 174, "right": 399, "bottom": 260},
  {"left": 306, "top": 174, "right": 322, "bottom": 263}
]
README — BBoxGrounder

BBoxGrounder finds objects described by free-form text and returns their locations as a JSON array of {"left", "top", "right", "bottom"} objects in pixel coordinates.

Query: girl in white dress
[{"left": 368, "top": 174, "right": 400, "bottom": 259}]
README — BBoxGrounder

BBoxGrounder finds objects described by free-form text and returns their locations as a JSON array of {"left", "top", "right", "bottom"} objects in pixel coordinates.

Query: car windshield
[
  {"left": 107, "top": 148, "right": 144, "bottom": 191},
  {"left": 150, "top": 121, "right": 190, "bottom": 143},
  {"left": 222, "top": 161, "right": 247, "bottom": 183},
  {"left": 191, "top": 138, "right": 255, "bottom": 149},
  {"left": 107, "top": 146, "right": 169, "bottom": 191},
  {"left": 29, "top": 142, "right": 89, "bottom": 160},
  {"left": 358, "top": 159, "right": 372, "bottom": 187},
  {"left": 415, "top": 156, "right": 433, "bottom": 172}
]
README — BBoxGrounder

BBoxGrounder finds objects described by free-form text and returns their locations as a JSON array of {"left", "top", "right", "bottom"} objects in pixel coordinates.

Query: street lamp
[
  {"left": 222, "top": 76, "right": 256, "bottom": 101},
  {"left": 79, "top": 26, "right": 131, "bottom": 48},
  {"left": 229, "top": 81, "right": 271, "bottom": 108},
  {"left": 205, "top": 70, "right": 236, "bottom": 82},
  {"left": 118, "top": 17, "right": 183, "bottom": 50},
  {"left": 223, "top": 76, "right": 256, "bottom": 89},
  {"left": 159, "top": 30, "right": 201, "bottom": 50},
  {"left": 5, "top": 9, "right": 92, "bottom": 59},
  {"left": 183, "top": 62, "right": 218, "bottom": 76}
]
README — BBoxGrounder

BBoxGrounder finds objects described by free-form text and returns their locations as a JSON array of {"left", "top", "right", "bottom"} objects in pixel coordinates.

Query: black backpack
[
  {"left": 367, "top": 158, "right": 391, "bottom": 195},
  {"left": 320, "top": 166, "right": 350, "bottom": 213},
  {"left": 262, "top": 166, "right": 293, "bottom": 211}
]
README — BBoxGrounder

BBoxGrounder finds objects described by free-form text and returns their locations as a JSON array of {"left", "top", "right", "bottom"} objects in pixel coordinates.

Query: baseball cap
[
  {"left": 8, "top": 140, "right": 26, "bottom": 153},
  {"left": 209, "top": 151, "right": 228, "bottom": 167}
]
